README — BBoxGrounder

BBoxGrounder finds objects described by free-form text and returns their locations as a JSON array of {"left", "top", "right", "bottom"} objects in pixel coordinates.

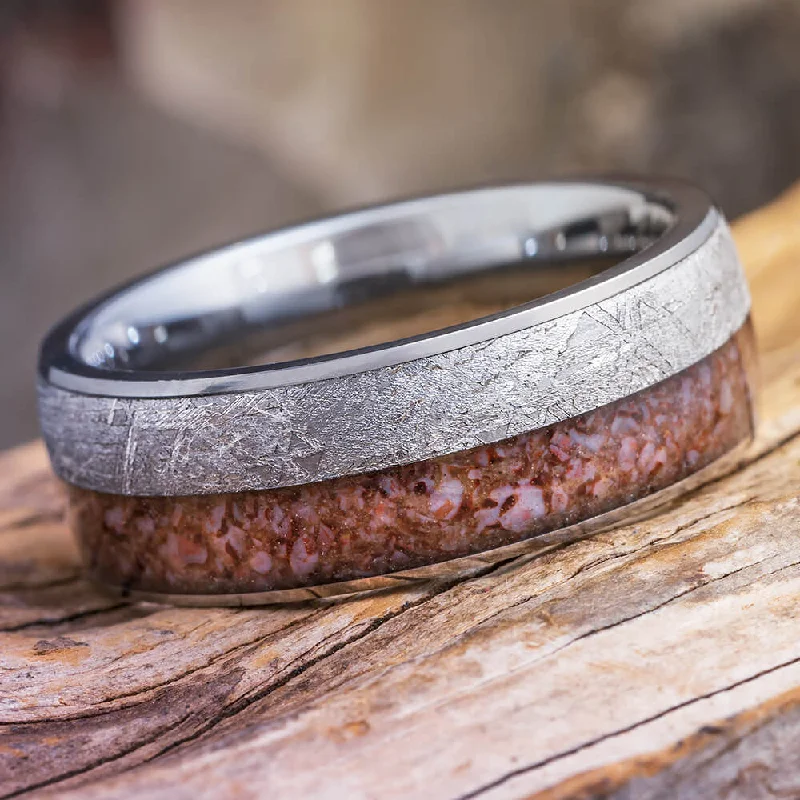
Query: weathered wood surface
[{"left": 2, "top": 186, "right": 800, "bottom": 799}]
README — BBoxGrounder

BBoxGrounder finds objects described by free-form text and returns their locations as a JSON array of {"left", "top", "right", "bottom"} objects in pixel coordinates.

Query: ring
[{"left": 37, "top": 180, "right": 756, "bottom": 604}]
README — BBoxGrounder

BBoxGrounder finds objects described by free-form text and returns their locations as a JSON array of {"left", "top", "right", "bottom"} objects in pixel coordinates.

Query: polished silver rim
[
  {"left": 38, "top": 179, "right": 751, "bottom": 496},
  {"left": 43, "top": 181, "right": 708, "bottom": 397}
]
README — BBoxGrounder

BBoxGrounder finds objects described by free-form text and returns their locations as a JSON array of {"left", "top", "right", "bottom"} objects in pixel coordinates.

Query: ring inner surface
[{"left": 68, "top": 185, "right": 673, "bottom": 373}]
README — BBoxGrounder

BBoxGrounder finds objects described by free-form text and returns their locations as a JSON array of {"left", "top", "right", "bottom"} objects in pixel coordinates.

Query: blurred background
[{"left": 3, "top": 0, "right": 800, "bottom": 448}]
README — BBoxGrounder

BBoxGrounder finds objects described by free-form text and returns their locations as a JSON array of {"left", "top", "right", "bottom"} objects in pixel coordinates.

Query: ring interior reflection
[{"left": 69, "top": 185, "right": 674, "bottom": 372}]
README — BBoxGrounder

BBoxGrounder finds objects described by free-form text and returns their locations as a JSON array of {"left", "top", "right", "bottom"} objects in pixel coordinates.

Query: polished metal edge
[
  {"left": 88, "top": 437, "right": 755, "bottom": 607},
  {"left": 39, "top": 216, "right": 750, "bottom": 495},
  {"left": 43, "top": 181, "right": 712, "bottom": 399}
]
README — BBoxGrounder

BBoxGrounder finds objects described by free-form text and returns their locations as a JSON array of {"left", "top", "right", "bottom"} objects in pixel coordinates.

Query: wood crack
[
  {"left": 456, "top": 556, "right": 800, "bottom": 799},
  {"left": 0, "top": 611, "right": 321, "bottom": 725},
  {"left": 459, "top": 651, "right": 800, "bottom": 800},
  {"left": 0, "top": 511, "right": 64, "bottom": 535},
  {"left": 0, "top": 575, "right": 80, "bottom": 594},
  {"left": 0, "top": 707, "right": 199, "bottom": 800},
  {"left": 0, "top": 602, "right": 129, "bottom": 634},
  {"left": 138, "top": 553, "right": 523, "bottom": 766},
  {"left": 0, "top": 556, "right": 521, "bottom": 796}
]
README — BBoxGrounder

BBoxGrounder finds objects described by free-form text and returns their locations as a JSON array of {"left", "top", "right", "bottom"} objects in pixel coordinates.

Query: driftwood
[{"left": 3, "top": 185, "right": 800, "bottom": 799}]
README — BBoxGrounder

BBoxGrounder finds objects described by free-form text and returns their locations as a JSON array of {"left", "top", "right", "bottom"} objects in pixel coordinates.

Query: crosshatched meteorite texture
[{"left": 41, "top": 220, "right": 749, "bottom": 496}]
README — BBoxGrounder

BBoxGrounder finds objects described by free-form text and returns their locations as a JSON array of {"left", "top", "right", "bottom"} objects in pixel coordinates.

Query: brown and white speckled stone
[{"left": 67, "top": 323, "right": 756, "bottom": 596}]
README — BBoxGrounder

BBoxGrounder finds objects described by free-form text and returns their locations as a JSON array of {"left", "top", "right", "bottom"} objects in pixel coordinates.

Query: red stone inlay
[{"left": 68, "top": 323, "right": 756, "bottom": 596}]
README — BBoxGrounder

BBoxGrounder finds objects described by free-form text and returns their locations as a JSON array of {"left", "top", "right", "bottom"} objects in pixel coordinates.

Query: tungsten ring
[{"left": 37, "top": 180, "right": 756, "bottom": 604}]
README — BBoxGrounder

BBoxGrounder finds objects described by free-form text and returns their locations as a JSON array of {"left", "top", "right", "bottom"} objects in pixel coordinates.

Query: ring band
[{"left": 37, "top": 180, "right": 756, "bottom": 603}]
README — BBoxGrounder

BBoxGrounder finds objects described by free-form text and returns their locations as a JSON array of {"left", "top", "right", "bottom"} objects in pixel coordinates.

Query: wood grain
[{"left": 3, "top": 186, "right": 800, "bottom": 799}]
